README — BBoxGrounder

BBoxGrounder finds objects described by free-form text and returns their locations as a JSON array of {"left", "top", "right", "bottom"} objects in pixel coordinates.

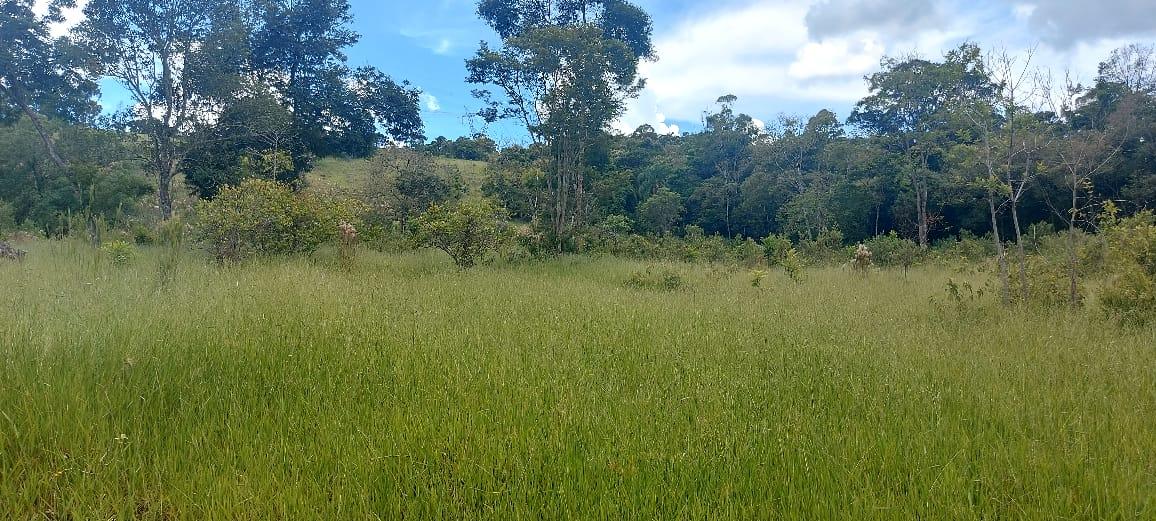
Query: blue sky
[{"left": 62, "top": 0, "right": 1156, "bottom": 144}]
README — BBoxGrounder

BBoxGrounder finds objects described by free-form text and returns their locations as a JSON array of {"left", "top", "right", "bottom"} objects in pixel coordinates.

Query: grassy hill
[{"left": 307, "top": 155, "right": 489, "bottom": 194}]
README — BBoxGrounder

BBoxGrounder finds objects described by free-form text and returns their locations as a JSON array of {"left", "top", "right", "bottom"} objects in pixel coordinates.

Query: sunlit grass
[
  {"left": 308, "top": 156, "right": 488, "bottom": 194},
  {"left": 2, "top": 241, "right": 1154, "bottom": 519}
]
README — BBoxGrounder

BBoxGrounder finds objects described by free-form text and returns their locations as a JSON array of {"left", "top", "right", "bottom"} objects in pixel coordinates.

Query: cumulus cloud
[
  {"left": 788, "top": 37, "right": 886, "bottom": 79},
  {"left": 805, "top": 0, "right": 942, "bottom": 41},
  {"left": 614, "top": 0, "right": 1153, "bottom": 133},
  {"left": 424, "top": 94, "right": 442, "bottom": 111}
]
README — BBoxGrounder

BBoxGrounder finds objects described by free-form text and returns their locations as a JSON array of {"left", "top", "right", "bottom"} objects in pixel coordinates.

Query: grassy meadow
[
  {"left": 2, "top": 241, "right": 1155, "bottom": 519},
  {"left": 309, "top": 156, "right": 489, "bottom": 193}
]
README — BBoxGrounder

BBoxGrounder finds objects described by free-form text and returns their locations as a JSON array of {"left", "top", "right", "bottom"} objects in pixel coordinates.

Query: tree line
[
  {"left": 2, "top": 0, "right": 1154, "bottom": 277},
  {"left": 2, "top": 0, "right": 423, "bottom": 228}
]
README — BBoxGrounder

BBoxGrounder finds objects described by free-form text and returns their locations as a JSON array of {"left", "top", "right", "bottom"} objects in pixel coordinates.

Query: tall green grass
[{"left": 2, "top": 241, "right": 1154, "bottom": 519}]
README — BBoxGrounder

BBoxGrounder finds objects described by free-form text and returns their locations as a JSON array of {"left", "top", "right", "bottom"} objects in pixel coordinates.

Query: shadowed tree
[
  {"left": 249, "top": 0, "right": 424, "bottom": 157},
  {"left": 75, "top": 0, "right": 246, "bottom": 219},
  {"left": 0, "top": 0, "right": 97, "bottom": 171}
]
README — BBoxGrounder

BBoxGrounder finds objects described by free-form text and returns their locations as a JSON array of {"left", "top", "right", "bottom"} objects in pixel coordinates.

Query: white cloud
[
  {"left": 33, "top": 0, "right": 87, "bottom": 37},
  {"left": 616, "top": 0, "right": 1149, "bottom": 132},
  {"left": 788, "top": 37, "right": 885, "bottom": 80},
  {"left": 424, "top": 94, "right": 441, "bottom": 111},
  {"left": 1012, "top": 4, "right": 1037, "bottom": 21},
  {"left": 399, "top": 27, "right": 469, "bottom": 56},
  {"left": 613, "top": 98, "right": 681, "bottom": 135}
]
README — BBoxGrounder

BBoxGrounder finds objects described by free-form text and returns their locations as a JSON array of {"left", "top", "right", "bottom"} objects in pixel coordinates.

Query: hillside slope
[{"left": 307, "top": 156, "right": 489, "bottom": 194}]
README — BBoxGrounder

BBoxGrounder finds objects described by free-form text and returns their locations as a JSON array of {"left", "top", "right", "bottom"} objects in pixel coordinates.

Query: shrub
[
  {"left": 101, "top": 240, "right": 137, "bottom": 266},
  {"left": 600, "top": 214, "right": 635, "bottom": 236},
  {"left": 195, "top": 179, "right": 359, "bottom": 262},
  {"left": 782, "top": 248, "right": 806, "bottom": 282},
  {"left": 416, "top": 199, "right": 510, "bottom": 269},
  {"left": 624, "top": 265, "right": 684, "bottom": 291},
  {"left": 761, "top": 234, "right": 792, "bottom": 266},
  {"left": 1099, "top": 212, "right": 1156, "bottom": 322},
  {"left": 0, "top": 200, "right": 15, "bottom": 237},
  {"left": 130, "top": 222, "right": 157, "bottom": 245},
  {"left": 1025, "top": 221, "right": 1056, "bottom": 253},
  {"left": 1016, "top": 255, "right": 1084, "bottom": 308},
  {"left": 733, "top": 238, "right": 765, "bottom": 268},
  {"left": 864, "top": 232, "right": 922, "bottom": 271},
  {"left": 683, "top": 231, "right": 731, "bottom": 264},
  {"left": 798, "top": 228, "right": 845, "bottom": 264},
  {"left": 934, "top": 230, "right": 994, "bottom": 263}
]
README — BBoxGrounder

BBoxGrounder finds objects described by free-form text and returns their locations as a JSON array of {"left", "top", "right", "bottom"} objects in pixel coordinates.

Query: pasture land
[{"left": 2, "top": 242, "right": 1154, "bottom": 519}]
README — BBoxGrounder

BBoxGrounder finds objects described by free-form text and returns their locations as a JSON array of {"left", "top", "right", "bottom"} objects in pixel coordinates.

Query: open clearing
[{"left": 2, "top": 243, "right": 1154, "bottom": 519}]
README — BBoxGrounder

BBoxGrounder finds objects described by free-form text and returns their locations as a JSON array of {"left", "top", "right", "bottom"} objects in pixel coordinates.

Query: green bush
[
  {"left": 1017, "top": 255, "right": 1084, "bottom": 308},
  {"left": 864, "top": 232, "right": 922, "bottom": 270},
  {"left": 782, "top": 248, "right": 806, "bottom": 282},
  {"left": 732, "top": 238, "right": 765, "bottom": 268},
  {"left": 761, "top": 234, "right": 792, "bottom": 266},
  {"left": 933, "top": 231, "right": 994, "bottom": 263},
  {"left": 416, "top": 199, "right": 510, "bottom": 269},
  {"left": 624, "top": 265, "right": 685, "bottom": 291},
  {"left": 683, "top": 230, "right": 731, "bottom": 263},
  {"left": 1099, "top": 212, "right": 1156, "bottom": 322},
  {"left": 798, "top": 229, "right": 845, "bottom": 264},
  {"left": 101, "top": 240, "right": 137, "bottom": 266},
  {"left": 0, "top": 200, "right": 15, "bottom": 236},
  {"left": 195, "top": 179, "right": 359, "bottom": 262},
  {"left": 130, "top": 222, "right": 157, "bottom": 245},
  {"left": 600, "top": 214, "right": 635, "bottom": 236}
]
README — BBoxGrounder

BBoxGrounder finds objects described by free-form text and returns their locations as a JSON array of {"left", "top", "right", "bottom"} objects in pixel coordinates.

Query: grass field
[
  {"left": 2, "top": 241, "right": 1155, "bottom": 519},
  {"left": 309, "top": 156, "right": 489, "bottom": 194}
]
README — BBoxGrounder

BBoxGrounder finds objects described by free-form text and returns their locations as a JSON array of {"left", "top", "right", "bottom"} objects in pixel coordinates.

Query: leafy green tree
[
  {"left": 0, "top": 0, "right": 97, "bottom": 170},
  {"left": 637, "top": 187, "right": 683, "bottom": 235},
  {"left": 76, "top": 0, "right": 246, "bottom": 219},
  {"left": 249, "top": 0, "right": 424, "bottom": 156},
  {"left": 482, "top": 154, "right": 548, "bottom": 221},
  {"left": 182, "top": 96, "right": 305, "bottom": 198},
  {"left": 468, "top": 0, "right": 655, "bottom": 246},
  {"left": 850, "top": 43, "right": 994, "bottom": 248},
  {"left": 0, "top": 120, "right": 151, "bottom": 234},
  {"left": 366, "top": 148, "right": 465, "bottom": 227},
  {"left": 684, "top": 95, "right": 759, "bottom": 236},
  {"left": 417, "top": 199, "right": 509, "bottom": 269}
]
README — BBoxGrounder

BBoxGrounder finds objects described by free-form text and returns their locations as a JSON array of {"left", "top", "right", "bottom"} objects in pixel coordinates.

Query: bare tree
[{"left": 1042, "top": 73, "right": 1126, "bottom": 307}]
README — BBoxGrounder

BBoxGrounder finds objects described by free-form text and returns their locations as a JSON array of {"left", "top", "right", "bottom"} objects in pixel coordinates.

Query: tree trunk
[
  {"left": 1010, "top": 200, "right": 1029, "bottom": 301},
  {"left": 916, "top": 182, "right": 930, "bottom": 249},
  {"left": 158, "top": 166, "right": 175, "bottom": 221},
  {"left": 155, "top": 152, "right": 179, "bottom": 221},
  {"left": 1067, "top": 176, "right": 1079, "bottom": 308},
  {"left": 19, "top": 104, "right": 68, "bottom": 170},
  {"left": 989, "top": 194, "right": 1010, "bottom": 306}
]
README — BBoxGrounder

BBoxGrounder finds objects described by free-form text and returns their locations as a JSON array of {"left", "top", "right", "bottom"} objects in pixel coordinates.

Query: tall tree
[
  {"left": 468, "top": 0, "right": 655, "bottom": 247},
  {"left": 249, "top": 0, "right": 424, "bottom": 157},
  {"left": 75, "top": 0, "right": 244, "bottom": 219},
  {"left": 956, "top": 49, "right": 1050, "bottom": 303},
  {"left": 850, "top": 43, "right": 994, "bottom": 248},
  {"left": 686, "top": 95, "right": 759, "bottom": 237},
  {"left": 0, "top": 0, "right": 97, "bottom": 170}
]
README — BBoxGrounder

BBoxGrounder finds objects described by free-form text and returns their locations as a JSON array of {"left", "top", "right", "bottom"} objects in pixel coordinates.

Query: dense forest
[{"left": 2, "top": 0, "right": 1155, "bottom": 303}]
